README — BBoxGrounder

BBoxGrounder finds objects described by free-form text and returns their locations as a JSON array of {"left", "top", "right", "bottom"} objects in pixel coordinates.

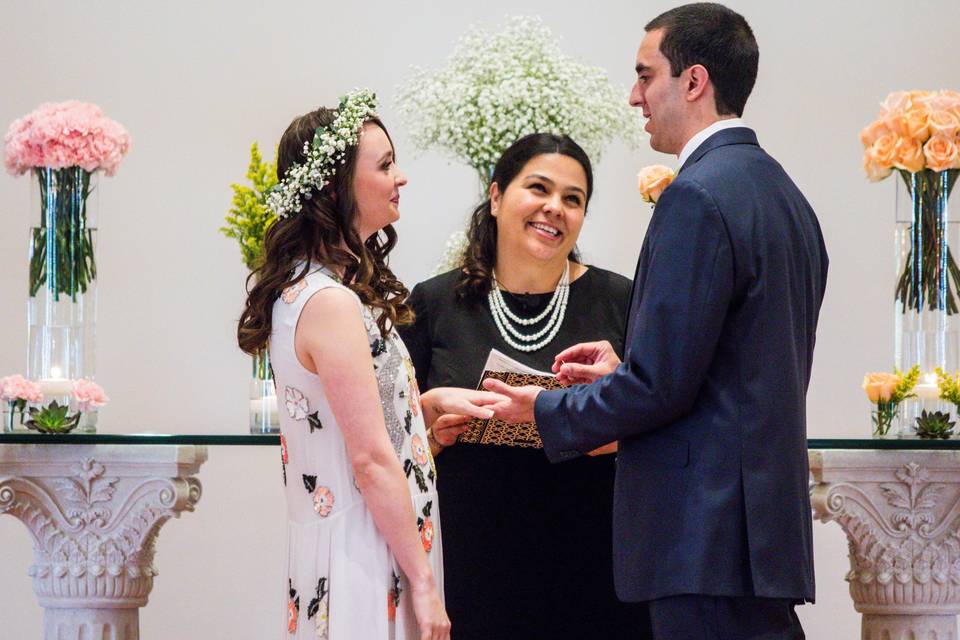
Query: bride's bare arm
[{"left": 296, "top": 288, "right": 449, "bottom": 638}]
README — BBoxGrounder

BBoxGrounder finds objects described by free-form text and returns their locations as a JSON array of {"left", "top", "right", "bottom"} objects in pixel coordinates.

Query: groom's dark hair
[{"left": 646, "top": 3, "right": 758, "bottom": 117}]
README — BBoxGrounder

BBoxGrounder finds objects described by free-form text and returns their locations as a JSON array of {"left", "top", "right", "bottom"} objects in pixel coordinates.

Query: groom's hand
[
  {"left": 552, "top": 340, "right": 621, "bottom": 386},
  {"left": 481, "top": 378, "right": 541, "bottom": 424}
]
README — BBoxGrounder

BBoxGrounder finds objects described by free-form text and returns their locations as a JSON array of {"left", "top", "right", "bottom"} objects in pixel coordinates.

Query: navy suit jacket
[{"left": 535, "top": 127, "right": 826, "bottom": 603}]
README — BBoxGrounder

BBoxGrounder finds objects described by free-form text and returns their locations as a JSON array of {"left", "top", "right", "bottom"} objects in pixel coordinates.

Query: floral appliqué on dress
[
  {"left": 303, "top": 475, "right": 335, "bottom": 517},
  {"left": 281, "top": 279, "right": 308, "bottom": 304},
  {"left": 417, "top": 501, "right": 435, "bottom": 553},
  {"left": 307, "top": 577, "right": 329, "bottom": 638},
  {"left": 287, "top": 579, "right": 300, "bottom": 634},
  {"left": 285, "top": 386, "right": 309, "bottom": 421},
  {"left": 280, "top": 433, "right": 289, "bottom": 486},
  {"left": 387, "top": 572, "right": 402, "bottom": 622},
  {"left": 404, "top": 359, "right": 421, "bottom": 417}
]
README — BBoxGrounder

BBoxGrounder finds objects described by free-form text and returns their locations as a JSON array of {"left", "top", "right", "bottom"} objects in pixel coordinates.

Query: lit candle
[
  {"left": 914, "top": 372, "right": 941, "bottom": 401},
  {"left": 38, "top": 368, "right": 72, "bottom": 397}
]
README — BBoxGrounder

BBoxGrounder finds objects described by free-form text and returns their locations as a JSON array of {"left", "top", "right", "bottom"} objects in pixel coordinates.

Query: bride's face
[
  {"left": 353, "top": 123, "right": 407, "bottom": 240},
  {"left": 490, "top": 153, "right": 587, "bottom": 264}
]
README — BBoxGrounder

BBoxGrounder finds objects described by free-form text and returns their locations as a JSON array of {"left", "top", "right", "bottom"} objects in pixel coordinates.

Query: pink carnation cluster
[
  {"left": 4, "top": 100, "right": 131, "bottom": 177},
  {"left": 861, "top": 90, "right": 960, "bottom": 182},
  {"left": 71, "top": 378, "right": 109, "bottom": 412},
  {"left": 0, "top": 374, "right": 43, "bottom": 403}
]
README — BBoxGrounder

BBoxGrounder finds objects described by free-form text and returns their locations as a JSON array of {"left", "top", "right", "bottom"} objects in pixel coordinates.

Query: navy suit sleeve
[{"left": 535, "top": 179, "right": 734, "bottom": 462}]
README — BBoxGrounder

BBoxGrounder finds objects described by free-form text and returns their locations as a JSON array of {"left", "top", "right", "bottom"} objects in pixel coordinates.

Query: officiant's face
[
  {"left": 631, "top": 28, "right": 686, "bottom": 155},
  {"left": 353, "top": 123, "right": 407, "bottom": 240},
  {"left": 490, "top": 153, "right": 587, "bottom": 264}
]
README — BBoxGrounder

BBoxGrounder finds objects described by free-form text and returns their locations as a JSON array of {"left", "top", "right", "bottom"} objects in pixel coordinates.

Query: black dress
[{"left": 399, "top": 266, "right": 651, "bottom": 639}]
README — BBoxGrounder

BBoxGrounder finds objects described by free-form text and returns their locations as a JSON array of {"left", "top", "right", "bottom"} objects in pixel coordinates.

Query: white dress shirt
[{"left": 677, "top": 117, "right": 746, "bottom": 168}]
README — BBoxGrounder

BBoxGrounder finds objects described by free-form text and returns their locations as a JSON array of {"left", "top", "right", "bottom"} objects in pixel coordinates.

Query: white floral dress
[{"left": 270, "top": 265, "right": 442, "bottom": 639}]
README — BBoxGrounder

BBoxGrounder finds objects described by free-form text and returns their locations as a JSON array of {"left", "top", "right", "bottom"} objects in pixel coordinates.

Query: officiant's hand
[
  {"left": 552, "top": 340, "right": 621, "bottom": 385},
  {"left": 482, "top": 379, "right": 541, "bottom": 424}
]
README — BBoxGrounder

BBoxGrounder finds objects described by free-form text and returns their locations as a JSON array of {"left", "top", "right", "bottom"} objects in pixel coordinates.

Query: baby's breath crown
[{"left": 267, "top": 89, "right": 379, "bottom": 219}]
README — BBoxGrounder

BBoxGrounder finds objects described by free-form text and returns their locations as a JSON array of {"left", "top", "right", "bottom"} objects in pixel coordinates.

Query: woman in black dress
[{"left": 399, "top": 134, "right": 651, "bottom": 638}]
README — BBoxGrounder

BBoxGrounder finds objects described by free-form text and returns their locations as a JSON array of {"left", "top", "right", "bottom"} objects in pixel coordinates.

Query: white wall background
[{"left": 1, "top": 0, "right": 958, "bottom": 637}]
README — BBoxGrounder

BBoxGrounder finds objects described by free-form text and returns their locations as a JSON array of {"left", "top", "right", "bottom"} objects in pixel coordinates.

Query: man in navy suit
[{"left": 485, "top": 3, "right": 827, "bottom": 637}]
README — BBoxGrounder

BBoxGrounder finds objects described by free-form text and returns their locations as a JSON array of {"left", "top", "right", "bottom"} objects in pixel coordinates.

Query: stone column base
[{"left": 44, "top": 608, "right": 139, "bottom": 640}]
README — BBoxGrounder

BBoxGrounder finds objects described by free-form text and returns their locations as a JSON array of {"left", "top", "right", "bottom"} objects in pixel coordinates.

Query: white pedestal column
[
  {"left": 810, "top": 449, "right": 960, "bottom": 640},
  {"left": 0, "top": 444, "right": 207, "bottom": 640}
]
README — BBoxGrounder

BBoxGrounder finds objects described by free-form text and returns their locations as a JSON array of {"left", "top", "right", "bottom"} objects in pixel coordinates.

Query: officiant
[{"left": 399, "top": 133, "right": 648, "bottom": 639}]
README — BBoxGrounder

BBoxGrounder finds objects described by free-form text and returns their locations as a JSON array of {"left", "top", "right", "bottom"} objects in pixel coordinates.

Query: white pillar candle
[
  {"left": 914, "top": 373, "right": 941, "bottom": 400},
  {"left": 38, "top": 378, "right": 73, "bottom": 397},
  {"left": 250, "top": 395, "right": 279, "bottom": 425}
]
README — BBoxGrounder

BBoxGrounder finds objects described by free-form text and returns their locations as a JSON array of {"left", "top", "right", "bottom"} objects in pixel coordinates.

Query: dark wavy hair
[
  {"left": 237, "top": 107, "right": 411, "bottom": 355},
  {"left": 455, "top": 133, "right": 594, "bottom": 302}
]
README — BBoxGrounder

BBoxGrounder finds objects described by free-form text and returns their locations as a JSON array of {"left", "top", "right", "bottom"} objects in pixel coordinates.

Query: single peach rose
[
  {"left": 860, "top": 120, "right": 891, "bottom": 147},
  {"left": 880, "top": 91, "right": 913, "bottom": 115},
  {"left": 929, "top": 110, "right": 960, "bottom": 138},
  {"left": 894, "top": 137, "right": 926, "bottom": 173},
  {"left": 863, "top": 153, "right": 893, "bottom": 182},
  {"left": 637, "top": 164, "right": 675, "bottom": 204},
  {"left": 869, "top": 132, "right": 899, "bottom": 168},
  {"left": 863, "top": 372, "right": 900, "bottom": 404},
  {"left": 924, "top": 135, "right": 960, "bottom": 172},
  {"left": 903, "top": 107, "right": 932, "bottom": 142},
  {"left": 921, "top": 91, "right": 960, "bottom": 115}
]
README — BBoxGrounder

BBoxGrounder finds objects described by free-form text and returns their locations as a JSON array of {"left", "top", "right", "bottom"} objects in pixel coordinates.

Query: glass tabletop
[{"left": 1, "top": 433, "right": 960, "bottom": 449}]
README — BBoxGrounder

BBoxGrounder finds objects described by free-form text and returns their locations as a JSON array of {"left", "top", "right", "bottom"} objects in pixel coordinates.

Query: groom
[{"left": 485, "top": 3, "right": 827, "bottom": 638}]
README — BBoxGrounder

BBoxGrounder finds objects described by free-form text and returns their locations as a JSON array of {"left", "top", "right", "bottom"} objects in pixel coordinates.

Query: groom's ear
[{"left": 684, "top": 64, "right": 711, "bottom": 103}]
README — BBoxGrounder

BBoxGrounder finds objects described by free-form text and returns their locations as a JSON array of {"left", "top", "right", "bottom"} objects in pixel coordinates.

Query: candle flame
[
  {"left": 50, "top": 366, "right": 62, "bottom": 379},
  {"left": 924, "top": 372, "right": 938, "bottom": 385}
]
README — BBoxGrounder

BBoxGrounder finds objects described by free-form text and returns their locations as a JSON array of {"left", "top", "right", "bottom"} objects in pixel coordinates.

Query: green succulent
[
  {"left": 915, "top": 409, "right": 955, "bottom": 439},
  {"left": 24, "top": 400, "right": 82, "bottom": 434}
]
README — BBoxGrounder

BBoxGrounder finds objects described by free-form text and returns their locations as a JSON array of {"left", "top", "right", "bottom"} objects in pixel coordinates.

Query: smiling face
[
  {"left": 352, "top": 122, "right": 407, "bottom": 240},
  {"left": 490, "top": 153, "right": 588, "bottom": 268},
  {"left": 629, "top": 28, "right": 688, "bottom": 155}
]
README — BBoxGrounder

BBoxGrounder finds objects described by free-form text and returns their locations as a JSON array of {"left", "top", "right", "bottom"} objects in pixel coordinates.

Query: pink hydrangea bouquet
[{"left": 4, "top": 100, "right": 131, "bottom": 176}]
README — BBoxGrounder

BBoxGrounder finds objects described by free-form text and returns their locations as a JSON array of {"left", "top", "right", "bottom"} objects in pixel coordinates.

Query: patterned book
[{"left": 459, "top": 351, "right": 561, "bottom": 448}]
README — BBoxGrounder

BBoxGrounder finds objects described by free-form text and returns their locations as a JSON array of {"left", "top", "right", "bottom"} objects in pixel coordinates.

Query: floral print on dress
[
  {"left": 387, "top": 572, "right": 402, "bottom": 622},
  {"left": 280, "top": 434, "right": 288, "bottom": 486},
  {"left": 287, "top": 579, "right": 300, "bottom": 634},
  {"left": 281, "top": 279, "right": 308, "bottom": 304},
  {"left": 307, "top": 577, "right": 329, "bottom": 638},
  {"left": 417, "top": 501, "right": 435, "bottom": 553},
  {"left": 411, "top": 434, "right": 429, "bottom": 466},
  {"left": 285, "top": 386, "right": 309, "bottom": 421},
  {"left": 403, "top": 459, "right": 428, "bottom": 493},
  {"left": 313, "top": 486, "right": 335, "bottom": 517},
  {"left": 404, "top": 359, "right": 421, "bottom": 417}
]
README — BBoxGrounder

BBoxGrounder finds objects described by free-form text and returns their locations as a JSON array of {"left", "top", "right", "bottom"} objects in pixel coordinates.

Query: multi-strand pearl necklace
[{"left": 488, "top": 262, "right": 570, "bottom": 352}]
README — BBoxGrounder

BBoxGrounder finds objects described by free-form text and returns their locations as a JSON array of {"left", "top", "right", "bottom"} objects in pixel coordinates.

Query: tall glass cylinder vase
[
  {"left": 894, "top": 168, "right": 960, "bottom": 426},
  {"left": 27, "top": 167, "right": 98, "bottom": 428},
  {"left": 250, "top": 348, "right": 278, "bottom": 434}
]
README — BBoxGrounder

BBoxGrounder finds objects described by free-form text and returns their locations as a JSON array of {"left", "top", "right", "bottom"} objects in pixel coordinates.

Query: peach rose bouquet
[
  {"left": 637, "top": 164, "right": 675, "bottom": 204},
  {"left": 863, "top": 365, "right": 919, "bottom": 436},
  {"left": 862, "top": 90, "right": 960, "bottom": 315}
]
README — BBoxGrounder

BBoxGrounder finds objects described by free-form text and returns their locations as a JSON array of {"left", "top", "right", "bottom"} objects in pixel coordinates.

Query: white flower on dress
[
  {"left": 313, "top": 486, "right": 335, "bottom": 517},
  {"left": 315, "top": 596, "right": 329, "bottom": 638},
  {"left": 285, "top": 386, "right": 309, "bottom": 420}
]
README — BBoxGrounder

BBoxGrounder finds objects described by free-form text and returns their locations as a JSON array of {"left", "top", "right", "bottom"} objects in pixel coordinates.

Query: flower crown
[{"left": 267, "top": 89, "right": 379, "bottom": 219}]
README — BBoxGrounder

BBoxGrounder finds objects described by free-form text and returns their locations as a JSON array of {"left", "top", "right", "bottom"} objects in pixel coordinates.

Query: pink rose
[
  {"left": 636, "top": 164, "right": 675, "bottom": 204},
  {"left": 924, "top": 136, "right": 960, "bottom": 172},
  {"left": 0, "top": 375, "right": 43, "bottom": 403},
  {"left": 71, "top": 378, "right": 109, "bottom": 411}
]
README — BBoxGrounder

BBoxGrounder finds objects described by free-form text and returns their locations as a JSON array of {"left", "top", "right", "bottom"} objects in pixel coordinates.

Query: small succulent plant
[
  {"left": 23, "top": 400, "right": 82, "bottom": 434},
  {"left": 915, "top": 409, "right": 955, "bottom": 439}
]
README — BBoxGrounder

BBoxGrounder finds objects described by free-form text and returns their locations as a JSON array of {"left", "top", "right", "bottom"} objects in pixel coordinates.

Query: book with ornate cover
[{"left": 459, "top": 350, "right": 561, "bottom": 448}]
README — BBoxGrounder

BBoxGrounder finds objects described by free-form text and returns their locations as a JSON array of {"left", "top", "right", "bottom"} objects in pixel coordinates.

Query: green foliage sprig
[{"left": 222, "top": 143, "right": 278, "bottom": 271}]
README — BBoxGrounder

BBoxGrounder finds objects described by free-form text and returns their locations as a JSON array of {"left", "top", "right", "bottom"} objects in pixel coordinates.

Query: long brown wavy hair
[
  {"left": 237, "top": 107, "right": 412, "bottom": 356},
  {"left": 455, "top": 133, "right": 594, "bottom": 302}
]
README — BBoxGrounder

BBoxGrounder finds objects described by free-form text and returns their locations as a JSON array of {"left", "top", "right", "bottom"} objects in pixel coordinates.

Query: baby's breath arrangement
[
  {"left": 397, "top": 15, "right": 642, "bottom": 183},
  {"left": 222, "top": 143, "right": 278, "bottom": 271},
  {"left": 397, "top": 16, "right": 643, "bottom": 274}
]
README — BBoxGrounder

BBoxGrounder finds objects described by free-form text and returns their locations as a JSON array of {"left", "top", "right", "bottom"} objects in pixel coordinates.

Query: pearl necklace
[{"left": 488, "top": 262, "right": 570, "bottom": 352}]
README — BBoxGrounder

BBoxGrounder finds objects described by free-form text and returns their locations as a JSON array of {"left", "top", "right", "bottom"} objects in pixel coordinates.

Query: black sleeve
[{"left": 398, "top": 282, "right": 433, "bottom": 391}]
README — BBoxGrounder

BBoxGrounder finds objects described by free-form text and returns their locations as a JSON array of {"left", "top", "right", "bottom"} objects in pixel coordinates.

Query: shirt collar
[{"left": 677, "top": 117, "right": 746, "bottom": 168}]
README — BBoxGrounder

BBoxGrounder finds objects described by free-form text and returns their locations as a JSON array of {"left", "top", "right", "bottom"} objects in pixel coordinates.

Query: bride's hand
[
  {"left": 429, "top": 414, "right": 471, "bottom": 450},
  {"left": 422, "top": 387, "right": 506, "bottom": 422}
]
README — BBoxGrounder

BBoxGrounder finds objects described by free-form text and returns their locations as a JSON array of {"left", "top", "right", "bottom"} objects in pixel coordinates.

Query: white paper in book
[{"left": 479, "top": 348, "right": 554, "bottom": 380}]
